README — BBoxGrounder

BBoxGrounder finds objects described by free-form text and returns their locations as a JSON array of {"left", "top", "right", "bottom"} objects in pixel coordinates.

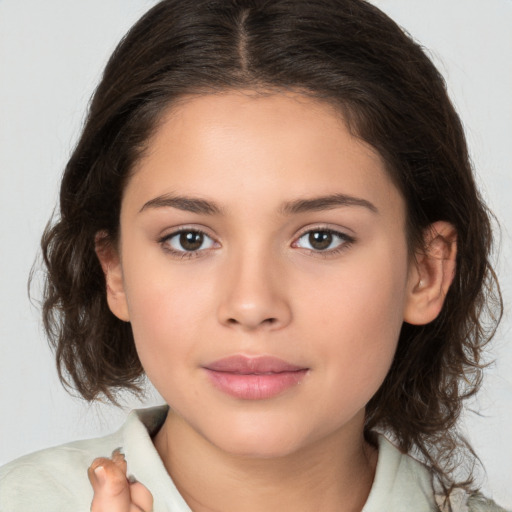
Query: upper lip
[{"left": 203, "top": 355, "right": 307, "bottom": 374}]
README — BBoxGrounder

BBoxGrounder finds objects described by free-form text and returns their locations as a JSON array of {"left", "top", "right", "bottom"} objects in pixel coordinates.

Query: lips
[
  {"left": 203, "top": 355, "right": 309, "bottom": 400},
  {"left": 205, "top": 355, "right": 306, "bottom": 374}
]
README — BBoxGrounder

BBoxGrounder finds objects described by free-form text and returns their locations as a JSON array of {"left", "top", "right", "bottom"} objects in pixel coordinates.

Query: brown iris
[
  {"left": 309, "top": 231, "right": 333, "bottom": 250},
  {"left": 179, "top": 231, "right": 204, "bottom": 251}
]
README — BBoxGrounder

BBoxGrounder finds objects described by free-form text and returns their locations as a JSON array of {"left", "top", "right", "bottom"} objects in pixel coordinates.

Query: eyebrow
[
  {"left": 280, "top": 194, "right": 378, "bottom": 215},
  {"left": 139, "top": 194, "right": 223, "bottom": 215},
  {"left": 139, "top": 192, "right": 378, "bottom": 216}
]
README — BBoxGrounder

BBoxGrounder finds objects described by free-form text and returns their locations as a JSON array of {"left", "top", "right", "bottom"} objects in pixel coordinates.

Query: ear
[
  {"left": 95, "top": 232, "right": 130, "bottom": 322},
  {"left": 403, "top": 221, "right": 457, "bottom": 325}
]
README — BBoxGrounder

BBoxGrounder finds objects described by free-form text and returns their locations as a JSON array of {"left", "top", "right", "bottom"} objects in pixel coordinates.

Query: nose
[{"left": 216, "top": 249, "right": 292, "bottom": 331}]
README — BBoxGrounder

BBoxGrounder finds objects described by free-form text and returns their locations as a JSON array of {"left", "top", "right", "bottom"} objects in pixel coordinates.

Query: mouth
[{"left": 203, "top": 355, "right": 309, "bottom": 400}]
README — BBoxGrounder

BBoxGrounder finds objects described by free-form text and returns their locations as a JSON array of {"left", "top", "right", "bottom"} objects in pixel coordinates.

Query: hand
[{"left": 88, "top": 448, "right": 154, "bottom": 512}]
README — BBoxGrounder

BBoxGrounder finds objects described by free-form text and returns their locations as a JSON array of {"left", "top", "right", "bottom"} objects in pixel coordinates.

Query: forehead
[{"left": 126, "top": 90, "right": 403, "bottom": 220}]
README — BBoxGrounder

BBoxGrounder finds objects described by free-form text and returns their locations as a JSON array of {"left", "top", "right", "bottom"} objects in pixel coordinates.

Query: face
[{"left": 107, "top": 91, "right": 418, "bottom": 458}]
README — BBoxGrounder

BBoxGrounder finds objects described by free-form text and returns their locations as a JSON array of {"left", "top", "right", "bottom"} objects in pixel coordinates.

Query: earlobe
[
  {"left": 403, "top": 221, "right": 457, "bottom": 326},
  {"left": 95, "top": 232, "right": 130, "bottom": 322}
]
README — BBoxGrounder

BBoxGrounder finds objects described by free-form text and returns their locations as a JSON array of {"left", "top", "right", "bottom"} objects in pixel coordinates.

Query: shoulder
[
  {"left": 436, "top": 481, "right": 510, "bottom": 512},
  {"left": 0, "top": 420, "right": 125, "bottom": 512},
  {"left": 0, "top": 406, "right": 170, "bottom": 512},
  {"left": 367, "top": 436, "right": 510, "bottom": 512},
  {"left": 466, "top": 493, "right": 510, "bottom": 512}
]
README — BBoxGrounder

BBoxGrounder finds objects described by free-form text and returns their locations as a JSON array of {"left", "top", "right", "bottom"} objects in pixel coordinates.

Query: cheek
[
  {"left": 298, "top": 241, "right": 408, "bottom": 328},
  {"left": 295, "top": 240, "right": 409, "bottom": 385},
  {"left": 121, "top": 258, "right": 208, "bottom": 366}
]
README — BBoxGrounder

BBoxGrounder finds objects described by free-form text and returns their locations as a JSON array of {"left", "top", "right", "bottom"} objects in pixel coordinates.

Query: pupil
[
  {"left": 309, "top": 231, "right": 332, "bottom": 250},
  {"left": 180, "top": 232, "right": 203, "bottom": 251}
]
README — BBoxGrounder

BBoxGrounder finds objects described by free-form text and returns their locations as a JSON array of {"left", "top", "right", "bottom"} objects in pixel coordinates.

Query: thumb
[{"left": 88, "top": 453, "right": 132, "bottom": 512}]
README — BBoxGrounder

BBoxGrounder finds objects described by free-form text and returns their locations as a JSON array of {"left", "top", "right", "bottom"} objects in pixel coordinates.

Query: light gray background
[{"left": 1, "top": 0, "right": 511, "bottom": 508}]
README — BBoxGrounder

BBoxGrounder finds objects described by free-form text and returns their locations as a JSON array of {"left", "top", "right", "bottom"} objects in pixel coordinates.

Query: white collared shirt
[{"left": 0, "top": 406, "right": 506, "bottom": 511}]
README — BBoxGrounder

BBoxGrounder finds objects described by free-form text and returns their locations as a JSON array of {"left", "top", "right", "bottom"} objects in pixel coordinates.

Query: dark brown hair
[{"left": 40, "top": 0, "right": 502, "bottom": 497}]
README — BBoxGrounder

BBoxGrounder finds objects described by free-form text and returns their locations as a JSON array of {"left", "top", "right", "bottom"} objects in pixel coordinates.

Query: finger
[
  {"left": 112, "top": 450, "right": 153, "bottom": 512},
  {"left": 111, "top": 448, "right": 128, "bottom": 474},
  {"left": 88, "top": 457, "right": 132, "bottom": 512},
  {"left": 129, "top": 479, "right": 154, "bottom": 512}
]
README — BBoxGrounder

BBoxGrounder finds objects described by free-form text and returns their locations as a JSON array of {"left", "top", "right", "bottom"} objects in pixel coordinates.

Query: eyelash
[
  {"left": 292, "top": 228, "right": 355, "bottom": 257},
  {"left": 158, "top": 228, "right": 217, "bottom": 260},
  {"left": 158, "top": 227, "right": 355, "bottom": 259}
]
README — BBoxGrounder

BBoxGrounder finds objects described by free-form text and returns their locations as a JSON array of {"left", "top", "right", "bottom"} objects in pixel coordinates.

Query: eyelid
[
  {"left": 158, "top": 224, "right": 218, "bottom": 241},
  {"left": 158, "top": 225, "right": 220, "bottom": 258},
  {"left": 294, "top": 222, "right": 355, "bottom": 238},
  {"left": 291, "top": 225, "right": 356, "bottom": 254}
]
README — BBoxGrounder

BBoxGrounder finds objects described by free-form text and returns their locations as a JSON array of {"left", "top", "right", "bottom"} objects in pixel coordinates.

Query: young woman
[{"left": 1, "top": 1, "right": 508, "bottom": 511}]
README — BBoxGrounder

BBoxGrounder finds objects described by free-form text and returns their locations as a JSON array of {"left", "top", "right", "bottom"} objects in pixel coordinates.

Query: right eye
[
  {"left": 293, "top": 228, "right": 354, "bottom": 254},
  {"left": 160, "top": 229, "right": 217, "bottom": 255}
]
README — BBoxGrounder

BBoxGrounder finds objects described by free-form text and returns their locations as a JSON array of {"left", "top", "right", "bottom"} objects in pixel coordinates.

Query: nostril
[{"left": 225, "top": 317, "right": 277, "bottom": 327}]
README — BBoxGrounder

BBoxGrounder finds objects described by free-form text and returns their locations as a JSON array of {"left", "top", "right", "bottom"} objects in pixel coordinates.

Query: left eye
[
  {"left": 164, "top": 230, "right": 217, "bottom": 252},
  {"left": 294, "top": 230, "right": 350, "bottom": 251}
]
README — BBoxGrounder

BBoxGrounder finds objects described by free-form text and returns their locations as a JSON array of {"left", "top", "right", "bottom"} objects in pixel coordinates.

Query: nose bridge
[{"left": 217, "top": 241, "right": 291, "bottom": 330}]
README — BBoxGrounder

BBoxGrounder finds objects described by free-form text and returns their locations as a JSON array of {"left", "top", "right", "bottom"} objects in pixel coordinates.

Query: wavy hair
[{"left": 39, "top": 0, "right": 502, "bottom": 498}]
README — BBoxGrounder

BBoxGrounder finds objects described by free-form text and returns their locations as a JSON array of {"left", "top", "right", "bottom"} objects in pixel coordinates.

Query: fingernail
[
  {"left": 112, "top": 448, "right": 126, "bottom": 463},
  {"left": 94, "top": 465, "right": 106, "bottom": 485},
  {"left": 112, "top": 447, "right": 125, "bottom": 458},
  {"left": 127, "top": 474, "right": 138, "bottom": 484}
]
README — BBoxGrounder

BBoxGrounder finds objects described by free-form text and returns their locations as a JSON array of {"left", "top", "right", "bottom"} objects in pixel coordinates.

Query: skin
[
  {"left": 93, "top": 91, "right": 456, "bottom": 512},
  {"left": 88, "top": 450, "right": 153, "bottom": 512}
]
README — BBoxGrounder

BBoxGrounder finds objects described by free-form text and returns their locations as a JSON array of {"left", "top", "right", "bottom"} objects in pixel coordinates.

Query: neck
[{"left": 153, "top": 410, "right": 378, "bottom": 512}]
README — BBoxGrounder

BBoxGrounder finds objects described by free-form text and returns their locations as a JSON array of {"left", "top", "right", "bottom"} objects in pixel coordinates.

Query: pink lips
[{"left": 203, "top": 355, "right": 308, "bottom": 400}]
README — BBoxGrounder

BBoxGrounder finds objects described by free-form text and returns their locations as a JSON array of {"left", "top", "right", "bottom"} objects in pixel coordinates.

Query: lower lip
[{"left": 204, "top": 369, "right": 308, "bottom": 400}]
